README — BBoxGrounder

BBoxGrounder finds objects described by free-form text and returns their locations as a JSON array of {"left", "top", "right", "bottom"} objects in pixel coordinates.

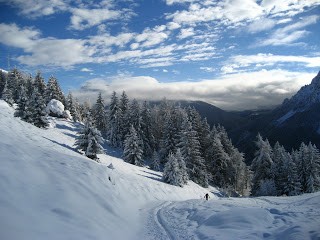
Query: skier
[{"left": 204, "top": 193, "right": 209, "bottom": 201}]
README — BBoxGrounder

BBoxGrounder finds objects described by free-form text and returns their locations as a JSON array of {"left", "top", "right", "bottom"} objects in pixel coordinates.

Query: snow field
[
  {"left": 0, "top": 100, "right": 210, "bottom": 240},
  {"left": 1, "top": 99, "right": 319, "bottom": 240}
]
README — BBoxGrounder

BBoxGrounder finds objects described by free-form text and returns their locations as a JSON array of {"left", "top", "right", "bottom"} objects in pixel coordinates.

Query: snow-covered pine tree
[
  {"left": 33, "top": 71, "right": 46, "bottom": 96},
  {"left": 45, "top": 76, "right": 65, "bottom": 104},
  {"left": 75, "top": 115, "right": 104, "bottom": 162},
  {"left": 251, "top": 134, "right": 275, "bottom": 196},
  {"left": 163, "top": 149, "right": 188, "bottom": 187},
  {"left": 163, "top": 152, "right": 180, "bottom": 186},
  {"left": 208, "top": 134, "right": 230, "bottom": 188},
  {"left": 14, "top": 85, "right": 29, "bottom": 120},
  {"left": 140, "top": 101, "right": 155, "bottom": 158},
  {"left": 282, "top": 151, "right": 301, "bottom": 196},
  {"left": 175, "top": 148, "right": 189, "bottom": 186},
  {"left": 305, "top": 143, "right": 320, "bottom": 193},
  {"left": 92, "top": 93, "right": 107, "bottom": 135},
  {"left": 150, "top": 150, "right": 161, "bottom": 171},
  {"left": 271, "top": 142, "right": 291, "bottom": 195},
  {"left": 107, "top": 91, "right": 121, "bottom": 147},
  {"left": 7, "top": 68, "right": 23, "bottom": 102},
  {"left": 118, "top": 91, "right": 130, "bottom": 146},
  {"left": 28, "top": 88, "right": 49, "bottom": 128},
  {"left": 65, "top": 92, "right": 80, "bottom": 122},
  {"left": 86, "top": 130, "right": 104, "bottom": 161},
  {"left": 123, "top": 125, "right": 144, "bottom": 166},
  {"left": 0, "top": 70, "right": 6, "bottom": 98},
  {"left": 1, "top": 80, "right": 14, "bottom": 106},
  {"left": 178, "top": 119, "right": 208, "bottom": 187}
]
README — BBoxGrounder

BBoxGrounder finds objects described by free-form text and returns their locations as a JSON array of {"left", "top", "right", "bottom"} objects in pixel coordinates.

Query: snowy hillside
[
  {"left": 1, "top": 100, "right": 320, "bottom": 240},
  {"left": 0, "top": 100, "right": 211, "bottom": 240}
]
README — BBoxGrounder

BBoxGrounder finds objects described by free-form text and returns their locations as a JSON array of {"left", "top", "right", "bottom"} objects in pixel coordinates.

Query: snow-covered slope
[
  {"left": 276, "top": 71, "right": 320, "bottom": 123},
  {"left": 1, "top": 99, "right": 320, "bottom": 240},
  {"left": 0, "top": 100, "right": 210, "bottom": 240}
]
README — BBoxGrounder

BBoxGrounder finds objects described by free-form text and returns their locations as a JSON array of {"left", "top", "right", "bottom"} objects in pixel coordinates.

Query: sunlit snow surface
[{"left": 0, "top": 100, "right": 319, "bottom": 240}]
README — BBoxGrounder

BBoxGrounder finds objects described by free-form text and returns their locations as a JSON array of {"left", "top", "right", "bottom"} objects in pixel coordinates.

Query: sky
[{"left": 0, "top": 0, "right": 319, "bottom": 110}]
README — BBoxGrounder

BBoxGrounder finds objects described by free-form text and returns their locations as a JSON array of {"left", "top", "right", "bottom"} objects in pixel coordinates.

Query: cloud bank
[{"left": 73, "top": 69, "right": 315, "bottom": 110}]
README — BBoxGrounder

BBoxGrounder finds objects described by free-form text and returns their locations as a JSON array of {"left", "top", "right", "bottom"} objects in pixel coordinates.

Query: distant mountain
[
  {"left": 173, "top": 100, "right": 247, "bottom": 130},
  {"left": 230, "top": 71, "right": 320, "bottom": 163},
  {"left": 149, "top": 100, "right": 246, "bottom": 131}
]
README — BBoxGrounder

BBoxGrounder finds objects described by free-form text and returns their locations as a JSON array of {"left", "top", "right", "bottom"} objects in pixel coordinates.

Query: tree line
[{"left": 1, "top": 68, "right": 319, "bottom": 196}]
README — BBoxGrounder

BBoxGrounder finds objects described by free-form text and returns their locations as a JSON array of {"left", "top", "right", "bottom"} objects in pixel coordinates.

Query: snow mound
[{"left": 46, "top": 99, "right": 71, "bottom": 119}]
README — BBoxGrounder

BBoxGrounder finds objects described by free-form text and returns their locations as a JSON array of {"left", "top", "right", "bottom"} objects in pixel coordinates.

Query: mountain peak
[{"left": 311, "top": 70, "right": 320, "bottom": 87}]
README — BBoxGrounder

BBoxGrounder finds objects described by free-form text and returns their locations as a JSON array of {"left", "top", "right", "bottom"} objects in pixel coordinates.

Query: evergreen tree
[
  {"left": 150, "top": 150, "right": 161, "bottom": 171},
  {"left": 1, "top": 81, "right": 14, "bottom": 106},
  {"left": 163, "top": 149, "right": 188, "bottom": 187},
  {"left": 123, "top": 125, "right": 144, "bottom": 166},
  {"left": 251, "top": 134, "right": 274, "bottom": 196},
  {"left": 175, "top": 148, "right": 189, "bottom": 185},
  {"left": 118, "top": 91, "right": 130, "bottom": 145},
  {"left": 75, "top": 115, "right": 104, "bottom": 162},
  {"left": 178, "top": 119, "right": 208, "bottom": 187},
  {"left": 14, "top": 85, "right": 29, "bottom": 120},
  {"left": 92, "top": 93, "right": 107, "bottom": 135},
  {"left": 28, "top": 89, "right": 49, "bottom": 128},
  {"left": 107, "top": 91, "right": 121, "bottom": 147},
  {"left": 65, "top": 92, "right": 81, "bottom": 122},
  {"left": 0, "top": 70, "right": 6, "bottom": 98},
  {"left": 45, "top": 76, "right": 65, "bottom": 104},
  {"left": 7, "top": 68, "right": 23, "bottom": 102},
  {"left": 33, "top": 71, "right": 46, "bottom": 96},
  {"left": 140, "top": 101, "right": 155, "bottom": 158},
  {"left": 282, "top": 151, "right": 301, "bottom": 196}
]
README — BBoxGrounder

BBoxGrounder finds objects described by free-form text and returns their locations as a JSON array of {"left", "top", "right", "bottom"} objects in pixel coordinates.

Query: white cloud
[
  {"left": 257, "top": 15, "right": 320, "bottom": 46},
  {"left": 200, "top": 67, "right": 215, "bottom": 72},
  {"left": 81, "top": 68, "right": 93, "bottom": 72},
  {"left": 70, "top": 8, "right": 121, "bottom": 30},
  {"left": 178, "top": 28, "right": 195, "bottom": 39},
  {"left": 0, "top": 0, "right": 67, "bottom": 17},
  {"left": 247, "top": 18, "right": 276, "bottom": 33},
  {"left": 73, "top": 69, "right": 315, "bottom": 110},
  {"left": 223, "top": 54, "right": 320, "bottom": 72},
  {"left": 0, "top": 23, "right": 94, "bottom": 67}
]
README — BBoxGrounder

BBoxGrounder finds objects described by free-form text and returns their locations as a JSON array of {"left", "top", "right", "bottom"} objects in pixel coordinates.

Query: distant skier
[{"left": 204, "top": 193, "right": 209, "bottom": 201}]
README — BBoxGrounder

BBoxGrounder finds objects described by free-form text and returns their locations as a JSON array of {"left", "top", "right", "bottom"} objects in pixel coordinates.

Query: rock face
[
  {"left": 46, "top": 99, "right": 72, "bottom": 119},
  {"left": 279, "top": 71, "right": 320, "bottom": 113},
  {"left": 229, "top": 71, "right": 320, "bottom": 162}
]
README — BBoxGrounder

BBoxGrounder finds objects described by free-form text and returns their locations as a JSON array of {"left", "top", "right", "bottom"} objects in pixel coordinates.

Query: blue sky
[{"left": 0, "top": 0, "right": 319, "bottom": 110}]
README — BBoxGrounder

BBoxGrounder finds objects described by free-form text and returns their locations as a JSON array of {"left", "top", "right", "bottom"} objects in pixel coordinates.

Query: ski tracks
[{"left": 139, "top": 201, "right": 180, "bottom": 240}]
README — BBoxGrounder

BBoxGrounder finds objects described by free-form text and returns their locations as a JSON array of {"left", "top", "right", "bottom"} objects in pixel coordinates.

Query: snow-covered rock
[{"left": 46, "top": 99, "right": 71, "bottom": 119}]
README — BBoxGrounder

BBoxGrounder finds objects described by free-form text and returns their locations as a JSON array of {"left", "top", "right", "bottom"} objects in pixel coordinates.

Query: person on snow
[{"left": 204, "top": 193, "right": 209, "bottom": 201}]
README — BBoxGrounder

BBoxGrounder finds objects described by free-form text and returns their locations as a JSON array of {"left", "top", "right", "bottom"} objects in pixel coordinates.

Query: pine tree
[
  {"left": 14, "top": 85, "right": 29, "bottom": 120},
  {"left": 7, "top": 68, "right": 23, "bottom": 102},
  {"left": 163, "top": 149, "right": 188, "bottom": 187},
  {"left": 107, "top": 91, "right": 121, "bottom": 147},
  {"left": 178, "top": 119, "right": 208, "bottom": 187},
  {"left": 1, "top": 81, "right": 14, "bottom": 106},
  {"left": 175, "top": 148, "right": 189, "bottom": 186},
  {"left": 140, "top": 101, "right": 155, "bottom": 158},
  {"left": 92, "top": 93, "right": 107, "bottom": 135},
  {"left": 33, "top": 71, "right": 46, "bottom": 96},
  {"left": 118, "top": 91, "right": 130, "bottom": 145},
  {"left": 45, "top": 76, "right": 65, "bottom": 104},
  {"left": 123, "top": 125, "right": 144, "bottom": 166},
  {"left": 75, "top": 115, "right": 104, "bottom": 162},
  {"left": 65, "top": 92, "right": 80, "bottom": 122},
  {"left": 150, "top": 150, "right": 161, "bottom": 171},
  {"left": 0, "top": 70, "right": 6, "bottom": 98},
  {"left": 251, "top": 134, "right": 274, "bottom": 196},
  {"left": 28, "top": 89, "right": 49, "bottom": 128}
]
